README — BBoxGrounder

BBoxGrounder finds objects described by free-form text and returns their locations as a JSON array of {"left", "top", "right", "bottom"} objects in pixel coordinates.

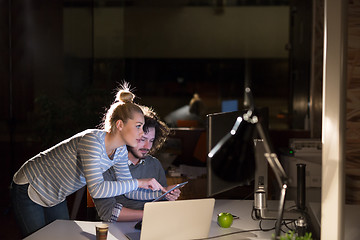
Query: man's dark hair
[{"left": 142, "top": 106, "right": 170, "bottom": 154}]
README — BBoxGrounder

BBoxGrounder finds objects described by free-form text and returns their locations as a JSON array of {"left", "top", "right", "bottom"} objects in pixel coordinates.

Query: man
[{"left": 92, "top": 108, "right": 181, "bottom": 222}]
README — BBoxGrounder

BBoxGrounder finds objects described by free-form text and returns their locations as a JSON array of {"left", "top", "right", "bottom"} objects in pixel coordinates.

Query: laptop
[
  {"left": 126, "top": 198, "right": 215, "bottom": 240},
  {"left": 134, "top": 181, "right": 188, "bottom": 230}
]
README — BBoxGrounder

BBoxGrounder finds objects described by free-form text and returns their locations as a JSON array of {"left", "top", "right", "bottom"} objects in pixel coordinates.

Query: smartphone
[{"left": 152, "top": 181, "right": 188, "bottom": 202}]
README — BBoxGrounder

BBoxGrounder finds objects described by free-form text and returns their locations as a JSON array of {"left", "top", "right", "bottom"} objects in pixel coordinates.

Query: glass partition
[{"left": 62, "top": 0, "right": 291, "bottom": 131}]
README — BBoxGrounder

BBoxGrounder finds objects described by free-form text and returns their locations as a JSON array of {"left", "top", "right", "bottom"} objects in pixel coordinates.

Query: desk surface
[{"left": 24, "top": 200, "right": 287, "bottom": 240}]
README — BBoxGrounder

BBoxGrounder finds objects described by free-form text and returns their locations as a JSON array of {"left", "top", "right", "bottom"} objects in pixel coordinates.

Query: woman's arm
[
  {"left": 79, "top": 134, "right": 138, "bottom": 199},
  {"left": 124, "top": 178, "right": 166, "bottom": 200},
  {"left": 80, "top": 132, "right": 165, "bottom": 200}
]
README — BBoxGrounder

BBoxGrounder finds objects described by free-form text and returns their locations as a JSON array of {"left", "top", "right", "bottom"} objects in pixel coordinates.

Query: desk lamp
[{"left": 208, "top": 88, "right": 301, "bottom": 239}]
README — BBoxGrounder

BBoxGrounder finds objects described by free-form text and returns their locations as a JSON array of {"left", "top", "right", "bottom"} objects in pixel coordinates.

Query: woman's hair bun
[
  {"left": 117, "top": 90, "right": 135, "bottom": 103},
  {"left": 115, "top": 81, "right": 135, "bottom": 103}
]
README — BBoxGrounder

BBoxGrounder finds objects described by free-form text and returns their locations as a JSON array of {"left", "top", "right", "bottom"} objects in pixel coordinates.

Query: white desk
[{"left": 25, "top": 200, "right": 285, "bottom": 240}]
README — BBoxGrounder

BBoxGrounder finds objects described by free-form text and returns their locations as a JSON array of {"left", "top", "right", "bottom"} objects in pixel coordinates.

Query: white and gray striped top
[{"left": 14, "top": 129, "right": 161, "bottom": 207}]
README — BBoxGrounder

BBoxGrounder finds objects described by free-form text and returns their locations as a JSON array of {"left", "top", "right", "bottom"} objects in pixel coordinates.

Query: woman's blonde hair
[{"left": 101, "top": 83, "right": 144, "bottom": 132}]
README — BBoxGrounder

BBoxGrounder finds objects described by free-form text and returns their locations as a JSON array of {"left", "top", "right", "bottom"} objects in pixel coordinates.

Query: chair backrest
[
  {"left": 86, "top": 187, "right": 99, "bottom": 221},
  {"left": 87, "top": 188, "right": 95, "bottom": 208}
]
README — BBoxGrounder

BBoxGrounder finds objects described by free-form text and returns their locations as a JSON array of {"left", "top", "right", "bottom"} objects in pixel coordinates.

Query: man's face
[{"left": 128, "top": 127, "right": 155, "bottom": 159}]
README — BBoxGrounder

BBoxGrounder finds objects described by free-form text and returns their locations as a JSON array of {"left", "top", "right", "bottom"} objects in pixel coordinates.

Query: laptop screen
[{"left": 127, "top": 198, "right": 215, "bottom": 240}]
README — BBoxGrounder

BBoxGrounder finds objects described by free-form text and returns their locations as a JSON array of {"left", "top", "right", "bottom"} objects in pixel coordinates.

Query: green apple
[{"left": 217, "top": 212, "right": 233, "bottom": 228}]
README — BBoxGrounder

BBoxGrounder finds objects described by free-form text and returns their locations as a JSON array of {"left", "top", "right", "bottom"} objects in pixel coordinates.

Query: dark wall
[{"left": 0, "top": 0, "right": 64, "bottom": 221}]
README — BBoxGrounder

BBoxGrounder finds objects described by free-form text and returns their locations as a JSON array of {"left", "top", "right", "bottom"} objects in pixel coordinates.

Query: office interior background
[{"left": 0, "top": 0, "right": 359, "bottom": 239}]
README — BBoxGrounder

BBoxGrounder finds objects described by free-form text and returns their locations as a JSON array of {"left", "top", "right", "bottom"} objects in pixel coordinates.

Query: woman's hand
[
  {"left": 164, "top": 185, "right": 181, "bottom": 201},
  {"left": 137, "top": 178, "right": 166, "bottom": 192}
]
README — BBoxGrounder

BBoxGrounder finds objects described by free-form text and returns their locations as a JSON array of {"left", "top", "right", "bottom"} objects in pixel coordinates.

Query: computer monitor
[
  {"left": 206, "top": 109, "right": 269, "bottom": 197},
  {"left": 207, "top": 110, "right": 252, "bottom": 197},
  {"left": 221, "top": 99, "right": 239, "bottom": 113}
]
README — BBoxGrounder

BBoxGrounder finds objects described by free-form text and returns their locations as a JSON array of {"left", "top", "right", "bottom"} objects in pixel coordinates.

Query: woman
[{"left": 10, "top": 84, "right": 165, "bottom": 237}]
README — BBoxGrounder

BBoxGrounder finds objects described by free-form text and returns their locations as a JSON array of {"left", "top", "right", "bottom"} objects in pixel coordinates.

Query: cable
[
  {"left": 259, "top": 219, "right": 277, "bottom": 231},
  {"left": 251, "top": 207, "right": 258, "bottom": 220},
  {"left": 243, "top": 190, "right": 255, "bottom": 200},
  {"left": 283, "top": 220, "right": 296, "bottom": 232},
  {"left": 193, "top": 219, "right": 298, "bottom": 240}
]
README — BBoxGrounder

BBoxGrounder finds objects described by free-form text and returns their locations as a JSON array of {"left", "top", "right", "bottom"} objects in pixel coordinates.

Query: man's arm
[
  {"left": 93, "top": 167, "right": 145, "bottom": 222},
  {"left": 156, "top": 159, "right": 168, "bottom": 187},
  {"left": 91, "top": 167, "right": 120, "bottom": 222},
  {"left": 152, "top": 158, "right": 182, "bottom": 200},
  {"left": 94, "top": 158, "right": 181, "bottom": 222},
  {"left": 92, "top": 167, "right": 134, "bottom": 222},
  {"left": 93, "top": 196, "right": 144, "bottom": 222},
  {"left": 117, "top": 207, "right": 143, "bottom": 221}
]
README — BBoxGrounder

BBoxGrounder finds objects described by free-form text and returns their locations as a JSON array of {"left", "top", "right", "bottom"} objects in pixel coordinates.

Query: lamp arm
[
  {"left": 245, "top": 87, "right": 255, "bottom": 114},
  {"left": 255, "top": 122, "right": 288, "bottom": 188},
  {"left": 254, "top": 121, "right": 296, "bottom": 239}
]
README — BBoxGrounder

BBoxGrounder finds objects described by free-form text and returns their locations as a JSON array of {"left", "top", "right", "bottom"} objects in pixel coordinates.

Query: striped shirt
[{"left": 13, "top": 129, "right": 160, "bottom": 207}]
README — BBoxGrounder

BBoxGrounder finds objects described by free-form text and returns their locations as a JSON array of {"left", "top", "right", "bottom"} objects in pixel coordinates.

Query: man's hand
[
  {"left": 137, "top": 178, "right": 166, "bottom": 192},
  {"left": 164, "top": 185, "right": 181, "bottom": 201}
]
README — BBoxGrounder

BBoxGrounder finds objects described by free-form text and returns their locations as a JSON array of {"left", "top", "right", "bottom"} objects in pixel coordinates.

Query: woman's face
[{"left": 120, "top": 111, "right": 144, "bottom": 147}]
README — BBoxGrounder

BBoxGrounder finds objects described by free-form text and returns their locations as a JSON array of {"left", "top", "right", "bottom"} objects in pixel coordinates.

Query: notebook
[{"left": 126, "top": 198, "right": 215, "bottom": 240}]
